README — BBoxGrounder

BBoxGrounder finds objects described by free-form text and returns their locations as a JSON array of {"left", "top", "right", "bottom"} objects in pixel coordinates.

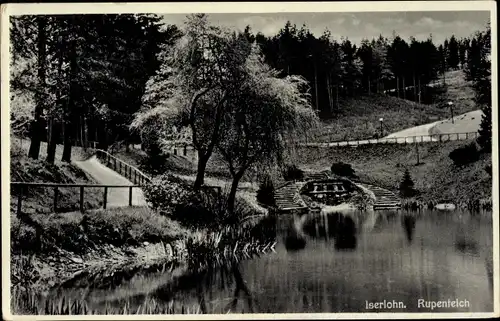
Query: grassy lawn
[{"left": 294, "top": 141, "right": 492, "bottom": 204}]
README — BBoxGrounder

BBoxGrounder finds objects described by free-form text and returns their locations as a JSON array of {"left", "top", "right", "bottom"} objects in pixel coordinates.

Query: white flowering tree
[
  {"left": 133, "top": 14, "right": 252, "bottom": 189},
  {"left": 134, "top": 14, "right": 319, "bottom": 211},
  {"left": 218, "top": 43, "right": 318, "bottom": 211}
]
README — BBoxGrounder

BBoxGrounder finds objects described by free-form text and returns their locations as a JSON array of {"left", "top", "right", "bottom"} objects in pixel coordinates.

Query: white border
[{"left": 1, "top": 2, "right": 498, "bottom": 320}]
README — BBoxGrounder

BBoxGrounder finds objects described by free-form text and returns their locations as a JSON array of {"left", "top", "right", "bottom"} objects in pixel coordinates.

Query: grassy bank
[
  {"left": 310, "top": 70, "right": 477, "bottom": 142},
  {"left": 11, "top": 206, "right": 189, "bottom": 290},
  {"left": 10, "top": 136, "right": 102, "bottom": 214},
  {"left": 295, "top": 141, "right": 492, "bottom": 205},
  {"left": 310, "top": 95, "right": 476, "bottom": 142}
]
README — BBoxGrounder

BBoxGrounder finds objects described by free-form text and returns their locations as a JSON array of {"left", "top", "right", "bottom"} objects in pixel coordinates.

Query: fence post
[
  {"left": 466, "top": 132, "right": 469, "bottom": 139},
  {"left": 54, "top": 187, "right": 59, "bottom": 212},
  {"left": 80, "top": 186, "right": 85, "bottom": 213},
  {"left": 103, "top": 187, "right": 108, "bottom": 209},
  {"left": 129, "top": 186, "right": 133, "bottom": 206},
  {"left": 456, "top": 133, "right": 459, "bottom": 141}
]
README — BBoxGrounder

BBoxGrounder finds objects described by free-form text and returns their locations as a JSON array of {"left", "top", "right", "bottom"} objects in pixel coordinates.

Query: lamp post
[
  {"left": 448, "top": 101, "right": 454, "bottom": 124},
  {"left": 379, "top": 118, "right": 384, "bottom": 138}
]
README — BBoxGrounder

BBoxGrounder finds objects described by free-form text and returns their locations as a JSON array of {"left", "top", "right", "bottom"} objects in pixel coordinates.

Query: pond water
[{"left": 48, "top": 209, "right": 494, "bottom": 314}]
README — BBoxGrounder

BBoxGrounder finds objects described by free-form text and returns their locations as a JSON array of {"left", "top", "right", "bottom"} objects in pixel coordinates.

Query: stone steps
[
  {"left": 362, "top": 184, "right": 401, "bottom": 210},
  {"left": 274, "top": 182, "right": 308, "bottom": 211}
]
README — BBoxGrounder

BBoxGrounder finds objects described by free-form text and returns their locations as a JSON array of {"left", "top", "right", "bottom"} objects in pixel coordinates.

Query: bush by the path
[
  {"left": 282, "top": 164, "right": 304, "bottom": 181},
  {"left": 143, "top": 174, "right": 251, "bottom": 230},
  {"left": 256, "top": 174, "right": 275, "bottom": 206},
  {"left": 448, "top": 142, "right": 480, "bottom": 167},
  {"left": 331, "top": 162, "right": 358, "bottom": 179}
]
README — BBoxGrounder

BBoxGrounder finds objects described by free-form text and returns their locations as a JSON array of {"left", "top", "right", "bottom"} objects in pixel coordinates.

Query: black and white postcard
[{"left": 1, "top": 1, "right": 498, "bottom": 319}]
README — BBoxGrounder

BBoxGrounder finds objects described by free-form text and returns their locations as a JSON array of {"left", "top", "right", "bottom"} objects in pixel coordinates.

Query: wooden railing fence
[
  {"left": 300, "top": 131, "right": 479, "bottom": 147},
  {"left": 94, "top": 149, "right": 151, "bottom": 186},
  {"left": 11, "top": 182, "right": 140, "bottom": 215}
]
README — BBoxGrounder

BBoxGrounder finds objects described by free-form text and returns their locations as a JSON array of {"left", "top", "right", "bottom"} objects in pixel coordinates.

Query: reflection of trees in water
[
  {"left": 402, "top": 214, "right": 416, "bottom": 243},
  {"left": 284, "top": 234, "right": 307, "bottom": 251},
  {"left": 299, "top": 212, "right": 357, "bottom": 250},
  {"left": 454, "top": 237, "right": 479, "bottom": 256},
  {"left": 151, "top": 261, "right": 258, "bottom": 313},
  {"left": 485, "top": 256, "right": 493, "bottom": 294}
]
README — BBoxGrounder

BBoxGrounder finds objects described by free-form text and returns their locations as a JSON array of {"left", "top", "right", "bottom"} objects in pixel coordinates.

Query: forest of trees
[
  {"left": 464, "top": 23, "right": 492, "bottom": 152},
  {"left": 10, "top": 14, "right": 492, "bottom": 164},
  {"left": 10, "top": 14, "right": 181, "bottom": 162}
]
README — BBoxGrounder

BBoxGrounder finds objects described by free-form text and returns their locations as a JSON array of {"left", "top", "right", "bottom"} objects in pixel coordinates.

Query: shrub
[
  {"left": 448, "top": 142, "right": 480, "bottom": 166},
  {"left": 142, "top": 174, "right": 192, "bottom": 211},
  {"left": 399, "top": 169, "right": 418, "bottom": 198},
  {"left": 282, "top": 164, "right": 304, "bottom": 181},
  {"left": 141, "top": 143, "right": 170, "bottom": 175},
  {"left": 142, "top": 174, "right": 239, "bottom": 230},
  {"left": 331, "top": 162, "right": 358, "bottom": 179},
  {"left": 256, "top": 174, "right": 275, "bottom": 206}
]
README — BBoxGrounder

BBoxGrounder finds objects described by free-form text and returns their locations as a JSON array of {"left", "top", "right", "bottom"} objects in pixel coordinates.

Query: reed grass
[{"left": 11, "top": 287, "right": 201, "bottom": 315}]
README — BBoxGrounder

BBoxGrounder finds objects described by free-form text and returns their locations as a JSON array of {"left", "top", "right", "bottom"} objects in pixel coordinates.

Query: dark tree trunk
[
  {"left": 396, "top": 76, "right": 400, "bottom": 98},
  {"left": 418, "top": 77, "right": 421, "bottom": 104},
  {"left": 326, "top": 75, "right": 333, "bottom": 114},
  {"left": 194, "top": 152, "right": 210, "bottom": 190},
  {"left": 47, "top": 32, "right": 64, "bottom": 164},
  {"left": 80, "top": 115, "right": 87, "bottom": 151},
  {"left": 227, "top": 170, "right": 245, "bottom": 213},
  {"left": 28, "top": 17, "right": 47, "bottom": 160},
  {"left": 335, "top": 85, "right": 339, "bottom": 110},
  {"left": 46, "top": 119, "right": 58, "bottom": 164},
  {"left": 402, "top": 77, "right": 406, "bottom": 99},
  {"left": 413, "top": 73, "right": 417, "bottom": 101},
  {"left": 62, "top": 40, "right": 77, "bottom": 163},
  {"left": 62, "top": 120, "right": 73, "bottom": 162}
]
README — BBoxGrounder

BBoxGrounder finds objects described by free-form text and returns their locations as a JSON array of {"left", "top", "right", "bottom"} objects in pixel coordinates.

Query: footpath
[{"left": 74, "top": 155, "right": 147, "bottom": 208}]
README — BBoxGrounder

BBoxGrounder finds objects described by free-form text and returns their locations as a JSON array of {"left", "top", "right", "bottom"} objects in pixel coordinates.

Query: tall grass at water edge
[{"left": 11, "top": 286, "right": 201, "bottom": 315}]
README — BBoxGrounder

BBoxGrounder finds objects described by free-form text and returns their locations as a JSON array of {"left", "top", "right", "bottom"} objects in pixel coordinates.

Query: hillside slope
[
  {"left": 295, "top": 142, "right": 491, "bottom": 205},
  {"left": 311, "top": 70, "right": 477, "bottom": 142},
  {"left": 10, "top": 136, "right": 102, "bottom": 214}
]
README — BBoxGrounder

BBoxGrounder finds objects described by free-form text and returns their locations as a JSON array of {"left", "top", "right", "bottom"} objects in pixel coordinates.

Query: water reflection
[
  {"left": 301, "top": 212, "right": 357, "bottom": 250},
  {"left": 402, "top": 214, "right": 416, "bottom": 243},
  {"left": 49, "top": 209, "right": 494, "bottom": 314}
]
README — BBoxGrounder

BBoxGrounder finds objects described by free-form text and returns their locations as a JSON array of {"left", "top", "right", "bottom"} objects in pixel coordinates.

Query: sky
[{"left": 162, "top": 11, "right": 490, "bottom": 45}]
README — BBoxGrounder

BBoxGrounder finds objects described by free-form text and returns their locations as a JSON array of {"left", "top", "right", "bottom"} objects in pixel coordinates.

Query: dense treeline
[
  {"left": 10, "top": 15, "right": 491, "bottom": 162},
  {"left": 245, "top": 22, "right": 481, "bottom": 117},
  {"left": 10, "top": 14, "right": 180, "bottom": 162},
  {"left": 464, "top": 23, "right": 491, "bottom": 152}
]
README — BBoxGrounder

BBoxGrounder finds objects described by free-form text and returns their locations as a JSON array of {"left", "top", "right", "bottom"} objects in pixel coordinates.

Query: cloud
[
  {"left": 162, "top": 12, "right": 489, "bottom": 46},
  {"left": 414, "top": 16, "right": 443, "bottom": 28}
]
